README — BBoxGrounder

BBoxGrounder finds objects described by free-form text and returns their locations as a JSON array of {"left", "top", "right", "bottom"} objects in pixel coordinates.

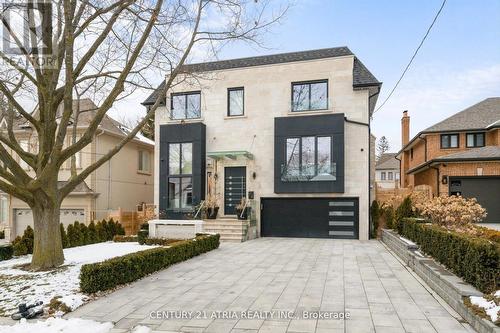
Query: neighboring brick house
[
  {"left": 375, "top": 153, "right": 400, "bottom": 189},
  {"left": 398, "top": 98, "right": 500, "bottom": 223},
  {"left": 144, "top": 47, "right": 381, "bottom": 240},
  {"left": 0, "top": 99, "right": 154, "bottom": 239}
]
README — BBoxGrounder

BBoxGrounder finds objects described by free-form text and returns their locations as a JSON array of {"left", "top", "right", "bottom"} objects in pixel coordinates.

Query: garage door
[
  {"left": 261, "top": 198, "right": 359, "bottom": 239},
  {"left": 449, "top": 177, "right": 500, "bottom": 224},
  {"left": 14, "top": 209, "right": 86, "bottom": 237}
]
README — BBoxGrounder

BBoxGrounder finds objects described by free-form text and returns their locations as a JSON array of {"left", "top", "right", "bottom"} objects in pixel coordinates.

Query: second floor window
[
  {"left": 292, "top": 80, "right": 328, "bottom": 112},
  {"left": 466, "top": 133, "right": 485, "bottom": 147},
  {"left": 171, "top": 92, "right": 201, "bottom": 120},
  {"left": 282, "top": 135, "right": 335, "bottom": 181},
  {"left": 381, "top": 172, "right": 386, "bottom": 180},
  {"left": 441, "top": 134, "right": 459, "bottom": 149},
  {"left": 228, "top": 87, "right": 244, "bottom": 116}
]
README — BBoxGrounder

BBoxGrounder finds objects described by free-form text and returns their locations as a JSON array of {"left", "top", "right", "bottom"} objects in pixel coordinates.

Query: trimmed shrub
[
  {"left": 80, "top": 234, "right": 220, "bottom": 293},
  {"left": 137, "top": 223, "right": 149, "bottom": 245},
  {"left": 384, "top": 206, "right": 395, "bottom": 229},
  {"left": 113, "top": 235, "right": 138, "bottom": 242},
  {"left": 67, "top": 222, "right": 83, "bottom": 247},
  {"left": 60, "top": 223, "right": 69, "bottom": 248},
  {"left": 400, "top": 218, "right": 499, "bottom": 294},
  {"left": 143, "top": 238, "right": 183, "bottom": 246},
  {"left": 12, "top": 226, "right": 34, "bottom": 256},
  {"left": 95, "top": 221, "right": 107, "bottom": 242},
  {"left": 0, "top": 244, "right": 13, "bottom": 261},
  {"left": 370, "top": 200, "right": 380, "bottom": 238},
  {"left": 394, "top": 196, "right": 415, "bottom": 234},
  {"left": 87, "top": 222, "right": 98, "bottom": 244}
]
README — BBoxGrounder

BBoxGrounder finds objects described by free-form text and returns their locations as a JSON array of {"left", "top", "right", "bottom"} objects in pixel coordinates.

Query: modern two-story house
[
  {"left": 0, "top": 99, "right": 154, "bottom": 239},
  {"left": 398, "top": 98, "right": 500, "bottom": 223},
  {"left": 144, "top": 47, "right": 381, "bottom": 240}
]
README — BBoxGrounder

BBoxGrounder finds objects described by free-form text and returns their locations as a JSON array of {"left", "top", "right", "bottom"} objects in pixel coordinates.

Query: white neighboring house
[
  {"left": 375, "top": 153, "right": 400, "bottom": 189},
  {"left": 0, "top": 99, "right": 154, "bottom": 240},
  {"left": 144, "top": 47, "right": 382, "bottom": 240}
]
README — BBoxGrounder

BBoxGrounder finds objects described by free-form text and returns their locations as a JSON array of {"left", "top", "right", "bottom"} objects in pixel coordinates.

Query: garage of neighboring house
[
  {"left": 14, "top": 208, "right": 86, "bottom": 237},
  {"left": 260, "top": 197, "right": 359, "bottom": 239},
  {"left": 449, "top": 176, "right": 500, "bottom": 224}
]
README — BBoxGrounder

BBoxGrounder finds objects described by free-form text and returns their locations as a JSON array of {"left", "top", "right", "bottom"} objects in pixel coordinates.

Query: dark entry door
[
  {"left": 261, "top": 197, "right": 359, "bottom": 239},
  {"left": 449, "top": 176, "right": 500, "bottom": 223},
  {"left": 224, "top": 167, "right": 246, "bottom": 215}
]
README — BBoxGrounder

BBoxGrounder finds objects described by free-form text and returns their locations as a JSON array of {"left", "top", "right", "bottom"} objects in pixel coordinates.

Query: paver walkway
[{"left": 68, "top": 238, "right": 474, "bottom": 333}]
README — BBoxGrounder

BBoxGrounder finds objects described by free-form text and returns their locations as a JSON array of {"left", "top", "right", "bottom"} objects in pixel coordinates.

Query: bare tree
[{"left": 0, "top": 0, "right": 288, "bottom": 270}]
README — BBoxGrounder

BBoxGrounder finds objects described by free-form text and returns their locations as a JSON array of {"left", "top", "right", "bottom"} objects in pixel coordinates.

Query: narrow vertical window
[{"left": 228, "top": 87, "right": 244, "bottom": 116}]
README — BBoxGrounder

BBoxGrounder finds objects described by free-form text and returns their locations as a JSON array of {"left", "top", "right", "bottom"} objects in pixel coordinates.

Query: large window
[
  {"left": 283, "top": 136, "right": 335, "bottom": 181},
  {"left": 292, "top": 80, "right": 328, "bottom": 112},
  {"left": 441, "top": 134, "right": 459, "bottom": 149},
  {"left": 0, "top": 194, "right": 8, "bottom": 225},
  {"left": 228, "top": 87, "right": 244, "bottom": 116},
  {"left": 171, "top": 92, "right": 201, "bottom": 120},
  {"left": 168, "top": 143, "right": 193, "bottom": 209},
  {"left": 466, "top": 132, "right": 485, "bottom": 148},
  {"left": 138, "top": 150, "right": 151, "bottom": 173}
]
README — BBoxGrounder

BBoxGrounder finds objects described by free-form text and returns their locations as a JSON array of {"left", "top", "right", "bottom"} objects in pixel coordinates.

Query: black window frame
[
  {"left": 440, "top": 133, "right": 460, "bottom": 149},
  {"left": 167, "top": 142, "right": 193, "bottom": 210},
  {"left": 466, "top": 132, "right": 485, "bottom": 148},
  {"left": 227, "top": 87, "right": 245, "bottom": 117},
  {"left": 284, "top": 135, "right": 333, "bottom": 179},
  {"left": 291, "top": 79, "right": 329, "bottom": 112},
  {"left": 170, "top": 91, "right": 201, "bottom": 120}
]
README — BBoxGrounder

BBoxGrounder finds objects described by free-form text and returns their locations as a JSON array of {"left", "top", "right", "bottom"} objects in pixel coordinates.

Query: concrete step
[{"left": 203, "top": 225, "right": 247, "bottom": 231}]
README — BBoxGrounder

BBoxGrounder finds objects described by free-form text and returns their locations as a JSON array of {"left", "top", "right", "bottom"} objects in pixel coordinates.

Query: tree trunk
[{"left": 31, "top": 200, "right": 64, "bottom": 270}]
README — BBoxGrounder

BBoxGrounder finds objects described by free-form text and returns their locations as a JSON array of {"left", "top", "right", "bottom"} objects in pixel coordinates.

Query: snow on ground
[
  {"left": 0, "top": 242, "right": 157, "bottom": 316},
  {"left": 469, "top": 290, "right": 500, "bottom": 322},
  {"left": 0, "top": 318, "right": 151, "bottom": 333}
]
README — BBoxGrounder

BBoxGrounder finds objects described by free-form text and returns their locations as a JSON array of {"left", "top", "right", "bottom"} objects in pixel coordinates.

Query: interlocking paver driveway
[{"left": 68, "top": 238, "right": 474, "bottom": 333}]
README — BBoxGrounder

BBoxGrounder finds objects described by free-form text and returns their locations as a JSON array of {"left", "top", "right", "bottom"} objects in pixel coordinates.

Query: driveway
[{"left": 68, "top": 238, "right": 474, "bottom": 333}]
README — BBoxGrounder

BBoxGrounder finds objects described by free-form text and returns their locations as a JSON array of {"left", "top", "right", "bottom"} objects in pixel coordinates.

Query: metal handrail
[
  {"left": 193, "top": 200, "right": 205, "bottom": 219},
  {"left": 239, "top": 198, "right": 249, "bottom": 219}
]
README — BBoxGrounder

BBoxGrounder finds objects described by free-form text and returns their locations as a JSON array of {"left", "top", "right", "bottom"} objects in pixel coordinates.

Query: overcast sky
[{"left": 111, "top": 0, "right": 500, "bottom": 152}]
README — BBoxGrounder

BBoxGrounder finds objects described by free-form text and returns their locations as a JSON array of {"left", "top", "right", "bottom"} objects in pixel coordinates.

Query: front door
[{"left": 224, "top": 167, "right": 246, "bottom": 215}]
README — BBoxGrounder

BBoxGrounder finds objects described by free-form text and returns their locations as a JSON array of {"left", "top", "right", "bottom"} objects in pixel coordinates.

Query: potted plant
[
  {"left": 236, "top": 198, "right": 249, "bottom": 220},
  {"left": 204, "top": 194, "right": 220, "bottom": 219}
]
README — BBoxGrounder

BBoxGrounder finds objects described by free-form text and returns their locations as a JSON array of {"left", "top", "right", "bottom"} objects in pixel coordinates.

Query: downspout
[
  {"left": 394, "top": 154, "right": 402, "bottom": 188},
  {"left": 430, "top": 164, "right": 440, "bottom": 197}
]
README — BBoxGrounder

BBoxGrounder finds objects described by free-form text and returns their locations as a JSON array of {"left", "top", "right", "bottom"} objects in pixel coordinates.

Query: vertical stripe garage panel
[{"left": 260, "top": 197, "right": 359, "bottom": 239}]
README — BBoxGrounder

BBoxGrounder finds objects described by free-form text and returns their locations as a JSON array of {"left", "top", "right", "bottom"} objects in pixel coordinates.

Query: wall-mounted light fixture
[
  {"left": 252, "top": 172, "right": 257, "bottom": 179},
  {"left": 441, "top": 175, "right": 448, "bottom": 185}
]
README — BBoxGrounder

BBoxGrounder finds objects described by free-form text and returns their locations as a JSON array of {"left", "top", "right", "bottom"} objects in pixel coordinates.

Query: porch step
[{"left": 203, "top": 219, "right": 248, "bottom": 242}]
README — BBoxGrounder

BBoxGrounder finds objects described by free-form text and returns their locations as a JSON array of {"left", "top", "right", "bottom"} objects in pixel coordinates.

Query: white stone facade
[{"left": 153, "top": 53, "right": 376, "bottom": 240}]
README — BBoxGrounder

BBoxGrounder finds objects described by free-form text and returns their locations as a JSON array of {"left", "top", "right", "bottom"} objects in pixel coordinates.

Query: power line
[{"left": 374, "top": 0, "right": 447, "bottom": 114}]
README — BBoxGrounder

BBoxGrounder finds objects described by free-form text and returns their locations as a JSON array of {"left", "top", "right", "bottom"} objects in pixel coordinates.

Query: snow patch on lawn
[
  {"left": 0, "top": 317, "right": 113, "bottom": 333},
  {"left": 470, "top": 291, "right": 500, "bottom": 322},
  {"left": 0, "top": 242, "right": 157, "bottom": 316},
  {"left": 0, "top": 318, "right": 153, "bottom": 333}
]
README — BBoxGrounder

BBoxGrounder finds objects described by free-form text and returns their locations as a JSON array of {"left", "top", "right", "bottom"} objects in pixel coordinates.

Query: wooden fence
[
  {"left": 375, "top": 184, "right": 433, "bottom": 204},
  {"left": 108, "top": 204, "right": 156, "bottom": 236}
]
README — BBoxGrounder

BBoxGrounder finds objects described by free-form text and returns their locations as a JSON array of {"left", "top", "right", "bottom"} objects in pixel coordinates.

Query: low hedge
[
  {"left": 113, "top": 235, "right": 139, "bottom": 242},
  {"left": 400, "top": 218, "right": 500, "bottom": 294},
  {"left": 80, "top": 234, "right": 220, "bottom": 293},
  {"left": 143, "top": 237, "right": 183, "bottom": 246},
  {"left": 0, "top": 244, "right": 13, "bottom": 261}
]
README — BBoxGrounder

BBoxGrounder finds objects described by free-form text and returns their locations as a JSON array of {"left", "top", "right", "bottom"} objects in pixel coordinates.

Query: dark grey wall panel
[
  {"left": 159, "top": 123, "right": 206, "bottom": 219},
  {"left": 274, "top": 113, "right": 345, "bottom": 193}
]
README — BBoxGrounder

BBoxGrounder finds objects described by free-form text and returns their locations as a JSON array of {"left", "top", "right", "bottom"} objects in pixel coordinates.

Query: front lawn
[{"left": 0, "top": 242, "right": 158, "bottom": 316}]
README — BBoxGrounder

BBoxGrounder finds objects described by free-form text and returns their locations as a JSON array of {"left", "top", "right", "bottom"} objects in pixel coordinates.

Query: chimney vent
[{"left": 401, "top": 110, "right": 410, "bottom": 146}]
